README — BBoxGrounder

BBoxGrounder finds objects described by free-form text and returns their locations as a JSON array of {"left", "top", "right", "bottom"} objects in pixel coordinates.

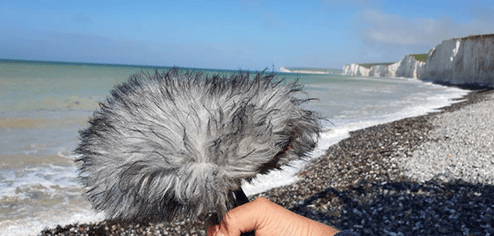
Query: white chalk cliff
[
  {"left": 342, "top": 55, "right": 424, "bottom": 78},
  {"left": 396, "top": 55, "right": 425, "bottom": 78},
  {"left": 369, "top": 61, "right": 402, "bottom": 77},
  {"left": 419, "top": 34, "right": 494, "bottom": 87},
  {"left": 342, "top": 63, "right": 370, "bottom": 76},
  {"left": 343, "top": 34, "right": 494, "bottom": 88}
]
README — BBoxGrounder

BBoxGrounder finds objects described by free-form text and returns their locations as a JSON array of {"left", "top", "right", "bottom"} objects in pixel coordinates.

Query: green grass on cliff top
[
  {"left": 410, "top": 54, "right": 427, "bottom": 62},
  {"left": 357, "top": 62, "right": 395, "bottom": 69},
  {"left": 357, "top": 54, "right": 428, "bottom": 68}
]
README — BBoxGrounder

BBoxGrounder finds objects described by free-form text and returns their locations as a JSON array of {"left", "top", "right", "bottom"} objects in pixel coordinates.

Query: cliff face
[
  {"left": 342, "top": 63, "right": 370, "bottom": 76},
  {"left": 394, "top": 55, "right": 425, "bottom": 78},
  {"left": 419, "top": 34, "right": 494, "bottom": 87},
  {"left": 342, "top": 55, "right": 423, "bottom": 78},
  {"left": 366, "top": 62, "right": 399, "bottom": 77}
]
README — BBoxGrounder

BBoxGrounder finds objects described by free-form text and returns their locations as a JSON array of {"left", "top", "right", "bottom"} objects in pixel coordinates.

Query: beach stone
[{"left": 39, "top": 89, "right": 494, "bottom": 236}]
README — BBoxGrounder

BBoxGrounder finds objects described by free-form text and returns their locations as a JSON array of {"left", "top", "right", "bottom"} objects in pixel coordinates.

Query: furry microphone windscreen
[{"left": 76, "top": 69, "right": 321, "bottom": 223}]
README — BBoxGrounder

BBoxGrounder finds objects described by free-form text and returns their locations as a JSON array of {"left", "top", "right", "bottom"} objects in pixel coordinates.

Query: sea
[{"left": 0, "top": 59, "right": 469, "bottom": 235}]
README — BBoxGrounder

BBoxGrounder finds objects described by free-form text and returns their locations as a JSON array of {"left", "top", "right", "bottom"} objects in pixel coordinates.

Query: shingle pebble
[{"left": 40, "top": 89, "right": 494, "bottom": 236}]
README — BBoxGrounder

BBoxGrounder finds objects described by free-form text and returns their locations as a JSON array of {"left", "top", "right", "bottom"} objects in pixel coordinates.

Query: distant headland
[{"left": 279, "top": 67, "right": 342, "bottom": 74}]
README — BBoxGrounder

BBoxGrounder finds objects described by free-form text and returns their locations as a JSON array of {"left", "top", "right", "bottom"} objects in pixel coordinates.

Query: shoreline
[
  {"left": 257, "top": 88, "right": 494, "bottom": 235},
  {"left": 39, "top": 89, "right": 494, "bottom": 235}
]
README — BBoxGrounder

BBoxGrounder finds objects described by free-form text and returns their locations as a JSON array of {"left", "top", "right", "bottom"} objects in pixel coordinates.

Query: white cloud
[{"left": 357, "top": 8, "right": 494, "bottom": 47}]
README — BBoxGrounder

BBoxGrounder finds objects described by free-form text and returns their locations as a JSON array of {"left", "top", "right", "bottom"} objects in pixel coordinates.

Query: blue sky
[{"left": 1, "top": 0, "right": 494, "bottom": 70}]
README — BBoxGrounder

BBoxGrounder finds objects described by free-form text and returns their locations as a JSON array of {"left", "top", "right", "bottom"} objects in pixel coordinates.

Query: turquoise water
[{"left": 0, "top": 59, "right": 468, "bottom": 235}]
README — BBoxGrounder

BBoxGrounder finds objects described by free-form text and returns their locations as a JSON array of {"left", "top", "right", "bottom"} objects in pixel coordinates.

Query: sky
[{"left": 1, "top": 0, "right": 494, "bottom": 71}]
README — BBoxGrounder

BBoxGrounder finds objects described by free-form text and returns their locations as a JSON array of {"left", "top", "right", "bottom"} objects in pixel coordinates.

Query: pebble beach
[{"left": 40, "top": 89, "right": 494, "bottom": 236}]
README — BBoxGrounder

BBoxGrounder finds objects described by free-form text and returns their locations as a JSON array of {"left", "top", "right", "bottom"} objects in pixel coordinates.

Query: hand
[{"left": 208, "top": 197, "right": 340, "bottom": 236}]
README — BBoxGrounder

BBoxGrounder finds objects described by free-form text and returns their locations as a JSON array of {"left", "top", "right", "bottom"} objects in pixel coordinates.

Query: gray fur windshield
[{"left": 76, "top": 69, "right": 321, "bottom": 223}]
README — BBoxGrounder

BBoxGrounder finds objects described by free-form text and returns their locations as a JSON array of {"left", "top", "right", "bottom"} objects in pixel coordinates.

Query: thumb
[{"left": 215, "top": 197, "right": 268, "bottom": 236}]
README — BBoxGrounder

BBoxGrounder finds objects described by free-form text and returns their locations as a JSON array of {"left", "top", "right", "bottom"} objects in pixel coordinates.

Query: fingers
[
  {"left": 220, "top": 197, "right": 269, "bottom": 235},
  {"left": 208, "top": 197, "right": 269, "bottom": 236},
  {"left": 209, "top": 197, "right": 341, "bottom": 236}
]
